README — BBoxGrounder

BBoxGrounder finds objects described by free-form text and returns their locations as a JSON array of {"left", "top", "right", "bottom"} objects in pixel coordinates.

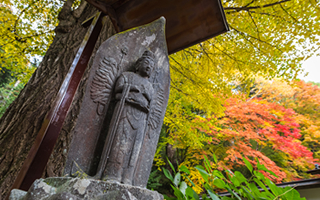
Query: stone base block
[{"left": 9, "top": 177, "right": 163, "bottom": 200}]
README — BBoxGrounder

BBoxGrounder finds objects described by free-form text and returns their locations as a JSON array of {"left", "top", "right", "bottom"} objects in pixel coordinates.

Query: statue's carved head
[{"left": 135, "top": 50, "right": 155, "bottom": 78}]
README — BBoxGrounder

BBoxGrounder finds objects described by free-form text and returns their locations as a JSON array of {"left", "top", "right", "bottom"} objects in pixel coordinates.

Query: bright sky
[{"left": 298, "top": 55, "right": 320, "bottom": 83}]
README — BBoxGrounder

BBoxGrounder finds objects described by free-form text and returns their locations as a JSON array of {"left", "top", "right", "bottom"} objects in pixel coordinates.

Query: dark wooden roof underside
[{"left": 86, "top": 0, "right": 229, "bottom": 54}]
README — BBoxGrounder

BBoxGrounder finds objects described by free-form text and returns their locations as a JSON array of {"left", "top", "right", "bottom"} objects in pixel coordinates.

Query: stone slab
[{"left": 9, "top": 177, "right": 163, "bottom": 200}]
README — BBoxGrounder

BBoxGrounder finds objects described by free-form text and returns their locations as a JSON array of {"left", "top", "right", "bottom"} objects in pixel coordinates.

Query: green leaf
[
  {"left": 240, "top": 185, "right": 255, "bottom": 199},
  {"left": 213, "top": 154, "right": 218, "bottom": 164},
  {"left": 247, "top": 182, "right": 260, "bottom": 198},
  {"left": 193, "top": 190, "right": 200, "bottom": 200},
  {"left": 253, "top": 171, "right": 265, "bottom": 181},
  {"left": 213, "top": 170, "right": 225, "bottom": 179},
  {"left": 185, "top": 187, "right": 194, "bottom": 199},
  {"left": 163, "top": 167, "right": 173, "bottom": 182},
  {"left": 179, "top": 165, "right": 190, "bottom": 175},
  {"left": 185, "top": 175, "right": 196, "bottom": 187},
  {"left": 163, "top": 194, "right": 177, "bottom": 200},
  {"left": 204, "top": 183, "right": 212, "bottom": 191},
  {"left": 234, "top": 171, "right": 246, "bottom": 184},
  {"left": 265, "top": 179, "right": 281, "bottom": 197},
  {"left": 171, "top": 185, "right": 185, "bottom": 200},
  {"left": 282, "top": 187, "right": 306, "bottom": 200},
  {"left": 195, "top": 165, "right": 209, "bottom": 182},
  {"left": 253, "top": 178, "right": 275, "bottom": 198},
  {"left": 204, "top": 155, "right": 212, "bottom": 173},
  {"left": 167, "top": 157, "right": 176, "bottom": 174},
  {"left": 214, "top": 178, "right": 226, "bottom": 189},
  {"left": 256, "top": 197, "right": 269, "bottom": 200},
  {"left": 179, "top": 181, "right": 188, "bottom": 195},
  {"left": 230, "top": 175, "right": 240, "bottom": 187},
  {"left": 174, "top": 172, "right": 181, "bottom": 187},
  {"left": 202, "top": 194, "right": 211, "bottom": 200},
  {"left": 226, "top": 188, "right": 241, "bottom": 200},
  {"left": 238, "top": 188, "right": 245, "bottom": 198},
  {"left": 228, "top": 181, "right": 239, "bottom": 192},
  {"left": 221, "top": 197, "right": 234, "bottom": 200},
  {"left": 242, "top": 157, "right": 253, "bottom": 173},
  {"left": 186, "top": 187, "right": 200, "bottom": 200},
  {"left": 207, "top": 188, "right": 220, "bottom": 200}
]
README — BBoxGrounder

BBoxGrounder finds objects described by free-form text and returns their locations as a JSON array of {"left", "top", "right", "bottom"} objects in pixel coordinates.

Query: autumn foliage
[
  {"left": 255, "top": 79, "right": 320, "bottom": 160},
  {"left": 203, "top": 97, "right": 316, "bottom": 182},
  {"left": 157, "top": 79, "right": 320, "bottom": 191}
]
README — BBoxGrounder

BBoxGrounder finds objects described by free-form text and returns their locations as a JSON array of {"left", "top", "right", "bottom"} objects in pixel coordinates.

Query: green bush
[
  {"left": 162, "top": 155, "right": 306, "bottom": 200},
  {"left": 0, "top": 81, "right": 23, "bottom": 118},
  {"left": 147, "top": 168, "right": 163, "bottom": 190}
]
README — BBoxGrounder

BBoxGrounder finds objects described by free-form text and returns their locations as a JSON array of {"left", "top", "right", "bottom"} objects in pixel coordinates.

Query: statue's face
[{"left": 138, "top": 57, "right": 154, "bottom": 78}]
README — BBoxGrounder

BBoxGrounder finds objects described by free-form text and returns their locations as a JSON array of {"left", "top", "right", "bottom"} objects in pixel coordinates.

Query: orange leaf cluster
[{"left": 198, "top": 96, "right": 316, "bottom": 182}]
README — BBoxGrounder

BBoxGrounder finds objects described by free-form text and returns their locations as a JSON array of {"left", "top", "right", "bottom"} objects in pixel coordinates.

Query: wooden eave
[{"left": 85, "top": 0, "right": 229, "bottom": 54}]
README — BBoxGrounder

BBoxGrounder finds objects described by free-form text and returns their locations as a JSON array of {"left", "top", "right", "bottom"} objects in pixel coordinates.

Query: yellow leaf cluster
[{"left": 0, "top": 0, "right": 61, "bottom": 83}]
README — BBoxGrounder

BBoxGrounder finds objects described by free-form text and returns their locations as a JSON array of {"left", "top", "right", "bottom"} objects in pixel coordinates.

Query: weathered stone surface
[
  {"left": 9, "top": 177, "right": 163, "bottom": 200},
  {"left": 9, "top": 189, "right": 27, "bottom": 200},
  {"left": 64, "top": 17, "right": 170, "bottom": 188},
  {"left": 99, "top": 50, "right": 157, "bottom": 186}
]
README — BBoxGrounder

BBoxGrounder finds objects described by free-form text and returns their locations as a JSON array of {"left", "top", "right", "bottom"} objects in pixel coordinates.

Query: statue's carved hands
[
  {"left": 114, "top": 83, "right": 124, "bottom": 100},
  {"left": 126, "top": 97, "right": 150, "bottom": 113},
  {"left": 115, "top": 84, "right": 140, "bottom": 100},
  {"left": 130, "top": 85, "right": 140, "bottom": 93},
  {"left": 115, "top": 92, "right": 122, "bottom": 100}
]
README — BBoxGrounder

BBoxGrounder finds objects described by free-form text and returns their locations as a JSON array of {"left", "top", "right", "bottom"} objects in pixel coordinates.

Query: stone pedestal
[{"left": 9, "top": 177, "right": 163, "bottom": 200}]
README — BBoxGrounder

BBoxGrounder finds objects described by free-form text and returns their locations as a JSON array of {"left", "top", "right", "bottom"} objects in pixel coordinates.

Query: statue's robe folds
[{"left": 104, "top": 72, "right": 154, "bottom": 185}]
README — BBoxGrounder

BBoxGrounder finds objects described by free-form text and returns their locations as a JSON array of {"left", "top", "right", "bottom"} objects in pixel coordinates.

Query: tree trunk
[{"left": 0, "top": 2, "right": 116, "bottom": 197}]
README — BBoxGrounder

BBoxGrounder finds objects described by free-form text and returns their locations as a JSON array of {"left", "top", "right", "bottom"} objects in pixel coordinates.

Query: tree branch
[
  {"left": 230, "top": 25, "right": 283, "bottom": 53},
  {"left": 224, "top": 0, "right": 291, "bottom": 12},
  {"left": 73, "top": 0, "right": 88, "bottom": 18},
  {"left": 13, "top": 1, "right": 36, "bottom": 34},
  {"left": 247, "top": 12, "right": 260, "bottom": 40}
]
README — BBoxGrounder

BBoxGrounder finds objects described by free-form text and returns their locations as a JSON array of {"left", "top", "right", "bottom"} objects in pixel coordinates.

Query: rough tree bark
[{"left": 0, "top": 1, "right": 116, "bottom": 197}]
